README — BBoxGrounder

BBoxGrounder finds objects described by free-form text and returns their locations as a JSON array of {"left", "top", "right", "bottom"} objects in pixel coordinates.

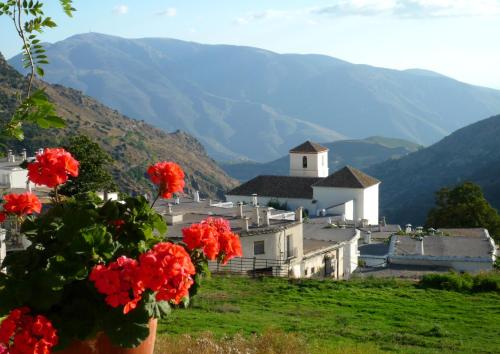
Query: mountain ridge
[
  {"left": 221, "top": 136, "right": 421, "bottom": 182},
  {"left": 9, "top": 32, "right": 500, "bottom": 162},
  {"left": 366, "top": 114, "right": 500, "bottom": 225},
  {"left": 0, "top": 51, "right": 237, "bottom": 198}
]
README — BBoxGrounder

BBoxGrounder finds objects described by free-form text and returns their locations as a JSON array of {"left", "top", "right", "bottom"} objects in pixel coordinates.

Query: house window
[
  {"left": 305, "top": 268, "right": 308, "bottom": 276},
  {"left": 302, "top": 156, "right": 308, "bottom": 168},
  {"left": 254, "top": 241, "right": 265, "bottom": 255},
  {"left": 311, "top": 267, "right": 315, "bottom": 274},
  {"left": 286, "top": 235, "right": 293, "bottom": 258}
]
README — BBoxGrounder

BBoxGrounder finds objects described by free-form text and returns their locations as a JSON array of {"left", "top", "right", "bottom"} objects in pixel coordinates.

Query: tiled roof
[
  {"left": 314, "top": 166, "right": 380, "bottom": 189},
  {"left": 289, "top": 141, "right": 328, "bottom": 154},
  {"left": 227, "top": 175, "right": 322, "bottom": 199}
]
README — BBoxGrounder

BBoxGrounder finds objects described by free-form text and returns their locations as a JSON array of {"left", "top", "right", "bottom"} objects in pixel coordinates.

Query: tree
[
  {"left": 59, "top": 135, "right": 117, "bottom": 196},
  {"left": 425, "top": 182, "right": 500, "bottom": 240},
  {"left": 0, "top": 1, "right": 75, "bottom": 140}
]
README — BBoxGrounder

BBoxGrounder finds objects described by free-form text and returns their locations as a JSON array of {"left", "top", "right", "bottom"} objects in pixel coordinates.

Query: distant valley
[
  {"left": 222, "top": 136, "right": 421, "bottom": 181},
  {"left": 9, "top": 32, "right": 500, "bottom": 162}
]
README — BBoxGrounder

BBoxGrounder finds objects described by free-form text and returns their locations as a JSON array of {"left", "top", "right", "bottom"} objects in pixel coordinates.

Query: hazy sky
[{"left": 2, "top": 0, "right": 500, "bottom": 89}]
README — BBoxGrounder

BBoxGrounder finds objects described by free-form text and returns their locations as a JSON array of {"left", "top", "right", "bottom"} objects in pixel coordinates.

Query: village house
[
  {"left": 388, "top": 228, "right": 497, "bottom": 273},
  {"left": 226, "top": 141, "right": 381, "bottom": 225},
  {"left": 157, "top": 196, "right": 360, "bottom": 279}
]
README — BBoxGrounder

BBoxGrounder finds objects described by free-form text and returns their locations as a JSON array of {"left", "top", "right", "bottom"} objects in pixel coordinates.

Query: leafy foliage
[
  {"left": 0, "top": 195, "right": 179, "bottom": 349},
  {"left": 0, "top": 0, "right": 74, "bottom": 140},
  {"left": 419, "top": 272, "right": 500, "bottom": 293},
  {"left": 59, "top": 135, "right": 118, "bottom": 196},
  {"left": 425, "top": 182, "right": 500, "bottom": 240}
]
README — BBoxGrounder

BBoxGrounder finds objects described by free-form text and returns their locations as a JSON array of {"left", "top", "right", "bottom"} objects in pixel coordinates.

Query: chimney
[
  {"left": 405, "top": 224, "right": 412, "bottom": 234},
  {"left": 251, "top": 194, "right": 258, "bottom": 206},
  {"left": 238, "top": 202, "right": 244, "bottom": 218},
  {"left": 241, "top": 217, "right": 250, "bottom": 232},
  {"left": 416, "top": 237, "right": 424, "bottom": 255},
  {"left": 254, "top": 205, "right": 260, "bottom": 227},
  {"left": 263, "top": 208, "right": 271, "bottom": 226},
  {"left": 416, "top": 226, "right": 424, "bottom": 235},
  {"left": 363, "top": 231, "right": 372, "bottom": 244},
  {"left": 7, "top": 150, "right": 13, "bottom": 162},
  {"left": 295, "top": 207, "right": 303, "bottom": 223},
  {"left": 193, "top": 190, "right": 200, "bottom": 203},
  {"left": 21, "top": 148, "right": 27, "bottom": 161}
]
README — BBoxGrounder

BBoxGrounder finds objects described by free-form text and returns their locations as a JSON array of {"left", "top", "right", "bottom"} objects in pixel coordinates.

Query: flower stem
[{"left": 150, "top": 191, "right": 161, "bottom": 208}]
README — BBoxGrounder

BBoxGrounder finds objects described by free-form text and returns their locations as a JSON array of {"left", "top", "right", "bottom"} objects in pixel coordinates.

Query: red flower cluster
[
  {"left": 1, "top": 193, "right": 42, "bottom": 217},
  {"left": 147, "top": 162, "right": 185, "bottom": 199},
  {"left": 183, "top": 217, "right": 242, "bottom": 265},
  {"left": 89, "top": 256, "right": 143, "bottom": 314},
  {"left": 139, "top": 243, "right": 196, "bottom": 304},
  {"left": 27, "top": 148, "right": 79, "bottom": 188},
  {"left": 0, "top": 307, "right": 58, "bottom": 354},
  {"left": 90, "top": 243, "right": 195, "bottom": 314}
]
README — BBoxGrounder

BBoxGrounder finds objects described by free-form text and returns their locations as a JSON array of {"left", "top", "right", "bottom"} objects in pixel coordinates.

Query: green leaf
[
  {"left": 36, "top": 66, "right": 44, "bottom": 76},
  {"left": 142, "top": 292, "right": 171, "bottom": 319},
  {"left": 36, "top": 114, "right": 66, "bottom": 128}
]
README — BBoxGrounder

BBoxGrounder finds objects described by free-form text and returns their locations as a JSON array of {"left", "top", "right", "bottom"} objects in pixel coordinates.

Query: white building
[
  {"left": 158, "top": 197, "right": 360, "bottom": 279},
  {"left": 388, "top": 229, "right": 497, "bottom": 273},
  {"left": 0, "top": 149, "right": 32, "bottom": 189},
  {"left": 226, "top": 141, "right": 381, "bottom": 225},
  {"left": 290, "top": 141, "right": 329, "bottom": 177}
]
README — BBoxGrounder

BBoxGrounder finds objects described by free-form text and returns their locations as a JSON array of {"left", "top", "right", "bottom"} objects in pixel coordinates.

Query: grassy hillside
[
  {"left": 10, "top": 33, "right": 500, "bottom": 161},
  {"left": 367, "top": 114, "right": 500, "bottom": 227},
  {"left": 157, "top": 275, "right": 500, "bottom": 353},
  {"left": 0, "top": 53, "right": 236, "bottom": 198},
  {"left": 221, "top": 137, "right": 421, "bottom": 182}
]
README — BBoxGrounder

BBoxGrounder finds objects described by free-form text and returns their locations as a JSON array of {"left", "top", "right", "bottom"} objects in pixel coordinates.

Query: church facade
[{"left": 226, "top": 141, "right": 381, "bottom": 225}]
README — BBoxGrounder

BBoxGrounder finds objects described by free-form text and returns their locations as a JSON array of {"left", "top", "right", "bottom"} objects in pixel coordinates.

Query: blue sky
[{"left": 2, "top": 0, "right": 500, "bottom": 88}]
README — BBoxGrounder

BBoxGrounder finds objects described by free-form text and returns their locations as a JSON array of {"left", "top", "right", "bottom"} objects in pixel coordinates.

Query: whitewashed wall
[
  {"left": 239, "top": 222, "right": 303, "bottom": 261},
  {"left": 362, "top": 184, "right": 379, "bottom": 225},
  {"left": 0, "top": 169, "right": 29, "bottom": 189},
  {"left": 313, "top": 186, "right": 364, "bottom": 221},
  {"left": 313, "top": 186, "right": 379, "bottom": 225},
  {"left": 226, "top": 195, "right": 317, "bottom": 216},
  {"left": 290, "top": 151, "right": 329, "bottom": 177}
]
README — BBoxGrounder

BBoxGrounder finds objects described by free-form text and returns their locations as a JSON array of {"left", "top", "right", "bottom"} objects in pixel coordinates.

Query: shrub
[
  {"left": 419, "top": 272, "right": 499, "bottom": 293},
  {"left": 267, "top": 199, "right": 289, "bottom": 211}
]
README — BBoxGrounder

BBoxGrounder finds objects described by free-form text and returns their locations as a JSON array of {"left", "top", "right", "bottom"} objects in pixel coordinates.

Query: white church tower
[{"left": 289, "top": 141, "right": 329, "bottom": 178}]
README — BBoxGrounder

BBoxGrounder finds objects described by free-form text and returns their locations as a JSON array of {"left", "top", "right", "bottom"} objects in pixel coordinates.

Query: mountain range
[
  {"left": 0, "top": 53, "right": 236, "bottom": 198},
  {"left": 221, "top": 136, "right": 421, "bottom": 181},
  {"left": 9, "top": 32, "right": 500, "bottom": 162},
  {"left": 367, "top": 114, "right": 500, "bottom": 226}
]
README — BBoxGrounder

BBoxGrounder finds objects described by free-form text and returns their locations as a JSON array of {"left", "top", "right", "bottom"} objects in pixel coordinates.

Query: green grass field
[{"left": 157, "top": 275, "right": 500, "bottom": 353}]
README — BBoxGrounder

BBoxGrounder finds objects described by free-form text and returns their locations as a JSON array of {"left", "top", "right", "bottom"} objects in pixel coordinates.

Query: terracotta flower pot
[{"left": 55, "top": 319, "right": 157, "bottom": 354}]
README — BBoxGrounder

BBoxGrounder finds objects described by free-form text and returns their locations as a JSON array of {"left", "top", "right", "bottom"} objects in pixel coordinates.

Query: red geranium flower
[
  {"left": 147, "top": 161, "right": 185, "bottom": 199},
  {"left": 183, "top": 217, "right": 242, "bottom": 264},
  {"left": 182, "top": 223, "right": 219, "bottom": 260},
  {"left": 27, "top": 148, "right": 79, "bottom": 188},
  {"left": 89, "top": 256, "right": 144, "bottom": 314},
  {"left": 2, "top": 193, "right": 42, "bottom": 216},
  {"left": 218, "top": 230, "right": 243, "bottom": 265},
  {"left": 0, "top": 213, "right": 6, "bottom": 223},
  {"left": 0, "top": 307, "right": 58, "bottom": 354},
  {"left": 139, "top": 242, "right": 196, "bottom": 304}
]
